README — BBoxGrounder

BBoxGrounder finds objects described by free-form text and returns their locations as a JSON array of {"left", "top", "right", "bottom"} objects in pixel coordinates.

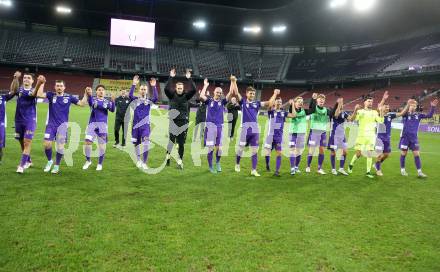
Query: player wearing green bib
[
  {"left": 306, "top": 93, "right": 335, "bottom": 175},
  {"left": 348, "top": 95, "right": 386, "bottom": 178},
  {"left": 288, "top": 96, "right": 313, "bottom": 175}
]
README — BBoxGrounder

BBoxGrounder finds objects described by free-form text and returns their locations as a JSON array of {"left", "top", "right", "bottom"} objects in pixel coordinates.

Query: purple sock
[
  {"left": 265, "top": 156, "right": 270, "bottom": 168},
  {"left": 295, "top": 155, "right": 302, "bottom": 167},
  {"left": 45, "top": 148, "right": 52, "bottom": 161},
  {"left": 142, "top": 142, "right": 149, "bottom": 163},
  {"left": 207, "top": 150, "right": 213, "bottom": 168},
  {"left": 400, "top": 155, "right": 406, "bottom": 169},
  {"left": 276, "top": 155, "right": 281, "bottom": 172},
  {"left": 290, "top": 156, "right": 295, "bottom": 168},
  {"left": 340, "top": 155, "right": 346, "bottom": 169},
  {"left": 98, "top": 154, "right": 105, "bottom": 165},
  {"left": 85, "top": 145, "right": 91, "bottom": 162},
  {"left": 55, "top": 152, "right": 63, "bottom": 165},
  {"left": 375, "top": 161, "right": 381, "bottom": 171},
  {"left": 330, "top": 154, "right": 336, "bottom": 170},
  {"left": 28, "top": 156, "right": 32, "bottom": 163},
  {"left": 318, "top": 154, "right": 324, "bottom": 170},
  {"left": 251, "top": 153, "right": 258, "bottom": 170},
  {"left": 20, "top": 154, "right": 29, "bottom": 167},
  {"left": 307, "top": 154, "right": 313, "bottom": 167},
  {"left": 98, "top": 147, "right": 105, "bottom": 165},
  {"left": 135, "top": 144, "right": 141, "bottom": 161},
  {"left": 216, "top": 149, "right": 221, "bottom": 163},
  {"left": 143, "top": 150, "right": 149, "bottom": 164},
  {"left": 236, "top": 155, "right": 241, "bottom": 165},
  {"left": 414, "top": 156, "right": 422, "bottom": 170}
]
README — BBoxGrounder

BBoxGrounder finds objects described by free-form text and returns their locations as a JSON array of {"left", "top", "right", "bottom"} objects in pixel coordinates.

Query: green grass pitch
[{"left": 1, "top": 102, "right": 440, "bottom": 271}]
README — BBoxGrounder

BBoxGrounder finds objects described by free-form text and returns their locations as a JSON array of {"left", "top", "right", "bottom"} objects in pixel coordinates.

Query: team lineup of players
[{"left": 0, "top": 70, "right": 438, "bottom": 178}]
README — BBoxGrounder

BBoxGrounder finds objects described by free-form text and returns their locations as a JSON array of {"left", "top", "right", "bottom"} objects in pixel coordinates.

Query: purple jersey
[
  {"left": 267, "top": 109, "right": 288, "bottom": 139},
  {"left": 401, "top": 107, "right": 436, "bottom": 137},
  {"left": 88, "top": 96, "right": 115, "bottom": 124},
  {"left": 15, "top": 86, "right": 37, "bottom": 124},
  {"left": 1, "top": 94, "right": 14, "bottom": 125},
  {"left": 129, "top": 84, "right": 158, "bottom": 128},
  {"left": 330, "top": 111, "right": 349, "bottom": 135},
  {"left": 46, "top": 91, "right": 79, "bottom": 127},
  {"left": 377, "top": 113, "right": 397, "bottom": 140},
  {"left": 205, "top": 98, "right": 227, "bottom": 126},
  {"left": 239, "top": 98, "right": 261, "bottom": 124}
]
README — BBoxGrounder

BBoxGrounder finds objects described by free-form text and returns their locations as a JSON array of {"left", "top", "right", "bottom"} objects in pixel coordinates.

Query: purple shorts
[
  {"left": 0, "top": 124, "right": 5, "bottom": 148},
  {"left": 399, "top": 135, "right": 419, "bottom": 151},
  {"left": 85, "top": 123, "right": 108, "bottom": 144},
  {"left": 376, "top": 137, "right": 391, "bottom": 153},
  {"left": 308, "top": 130, "right": 327, "bottom": 147},
  {"left": 239, "top": 127, "right": 260, "bottom": 147},
  {"left": 15, "top": 122, "right": 36, "bottom": 140},
  {"left": 44, "top": 125, "right": 68, "bottom": 143},
  {"left": 132, "top": 125, "right": 150, "bottom": 144},
  {"left": 289, "top": 133, "right": 306, "bottom": 149},
  {"left": 264, "top": 136, "right": 282, "bottom": 151},
  {"left": 204, "top": 125, "right": 223, "bottom": 147},
  {"left": 327, "top": 134, "right": 347, "bottom": 151}
]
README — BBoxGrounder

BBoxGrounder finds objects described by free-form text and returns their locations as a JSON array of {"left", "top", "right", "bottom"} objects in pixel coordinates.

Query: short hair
[
  {"left": 294, "top": 96, "right": 303, "bottom": 102},
  {"left": 275, "top": 97, "right": 282, "bottom": 100},
  {"left": 363, "top": 95, "right": 373, "bottom": 101},
  {"left": 23, "top": 73, "right": 34, "bottom": 80},
  {"left": 246, "top": 86, "right": 256, "bottom": 93},
  {"left": 317, "top": 94, "right": 326, "bottom": 99},
  {"left": 176, "top": 82, "right": 184, "bottom": 85},
  {"left": 55, "top": 80, "right": 65, "bottom": 86},
  {"left": 95, "top": 84, "right": 106, "bottom": 90}
]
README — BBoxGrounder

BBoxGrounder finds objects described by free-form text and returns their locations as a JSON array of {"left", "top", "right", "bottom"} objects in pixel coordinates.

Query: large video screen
[{"left": 110, "top": 18, "right": 155, "bottom": 49}]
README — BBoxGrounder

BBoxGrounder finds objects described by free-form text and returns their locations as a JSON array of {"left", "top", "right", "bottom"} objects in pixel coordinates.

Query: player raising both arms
[
  {"left": 399, "top": 98, "right": 438, "bottom": 178},
  {"left": 306, "top": 93, "right": 335, "bottom": 175},
  {"left": 12, "top": 72, "right": 45, "bottom": 174},
  {"left": 232, "top": 76, "right": 278, "bottom": 177},
  {"left": 374, "top": 97, "right": 410, "bottom": 176},
  {"left": 199, "top": 78, "right": 233, "bottom": 174},
  {"left": 129, "top": 75, "right": 158, "bottom": 170},
  {"left": 0, "top": 80, "right": 17, "bottom": 165},
  {"left": 288, "top": 96, "right": 312, "bottom": 175},
  {"left": 263, "top": 92, "right": 295, "bottom": 177},
  {"left": 82, "top": 85, "right": 115, "bottom": 171},
  {"left": 36, "top": 79, "right": 89, "bottom": 174},
  {"left": 164, "top": 68, "right": 197, "bottom": 170},
  {"left": 348, "top": 94, "right": 386, "bottom": 178},
  {"left": 328, "top": 98, "right": 350, "bottom": 176}
]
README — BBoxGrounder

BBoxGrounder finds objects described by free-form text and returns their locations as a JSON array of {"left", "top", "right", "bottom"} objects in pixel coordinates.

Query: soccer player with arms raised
[
  {"left": 35, "top": 79, "right": 89, "bottom": 174},
  {"left": 0, "top": 74, "right": 18, "bottom": 165},
  {"left": 328, "top": 97, "right": 350, "bottom": 176},
  {"left": 12, "top": 72, "right": 45, "bottom": 174},
  {"left": 374, "top": 94, "right": 410, "bottom": 176},
  {"left": 288, "top": 96, "right": 312, "bottom": 175},
  {"left": 399, "top": 98, "right": 438, "bottom": 178},
  {"left": 82, "top": 85, "right": 115, "bottom": 171},
  {"left": 263, "top": 92, "right": 295, "bottom": 177},
  {"left": 231, "top": 76, "right": 278, "bottom": 177},
  {"left": 306, "top": 93, "right": 335, "bottom": 175},
  {"left": 199, "top": 78, "right": 233, "bottom": 173},
  {"left": 348, "top": 94, "right": 386, "bottom": 178},
  {"left": 128, "top": 75, "right": 158, "bottom": 170},
  {"left": 164, "top": 68, "right": 197, "bottom": 170}
]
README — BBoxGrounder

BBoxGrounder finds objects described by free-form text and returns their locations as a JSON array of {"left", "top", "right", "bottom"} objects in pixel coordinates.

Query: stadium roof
[{"left": 1, "top": 0, "right": 440, "bottom": 46}]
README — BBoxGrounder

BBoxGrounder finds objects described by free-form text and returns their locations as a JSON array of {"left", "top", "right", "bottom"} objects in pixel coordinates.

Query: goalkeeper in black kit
[{"left": 164, "top": 68, "right": 197, "bottom": 169}]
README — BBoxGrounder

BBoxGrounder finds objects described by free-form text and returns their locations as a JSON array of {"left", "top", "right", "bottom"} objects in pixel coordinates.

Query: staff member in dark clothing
[
  {"left": 165, "top": 68, "right": 197, "bottom": 169},
  {"left": 113, "top": 89, "right": 131, "bottom": 148},
  {"left": 227, "top": 96, "right": 241, "bottom": 139},
  {"left": 194, "top": 89, "right": 210, "bottom": 141}
]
